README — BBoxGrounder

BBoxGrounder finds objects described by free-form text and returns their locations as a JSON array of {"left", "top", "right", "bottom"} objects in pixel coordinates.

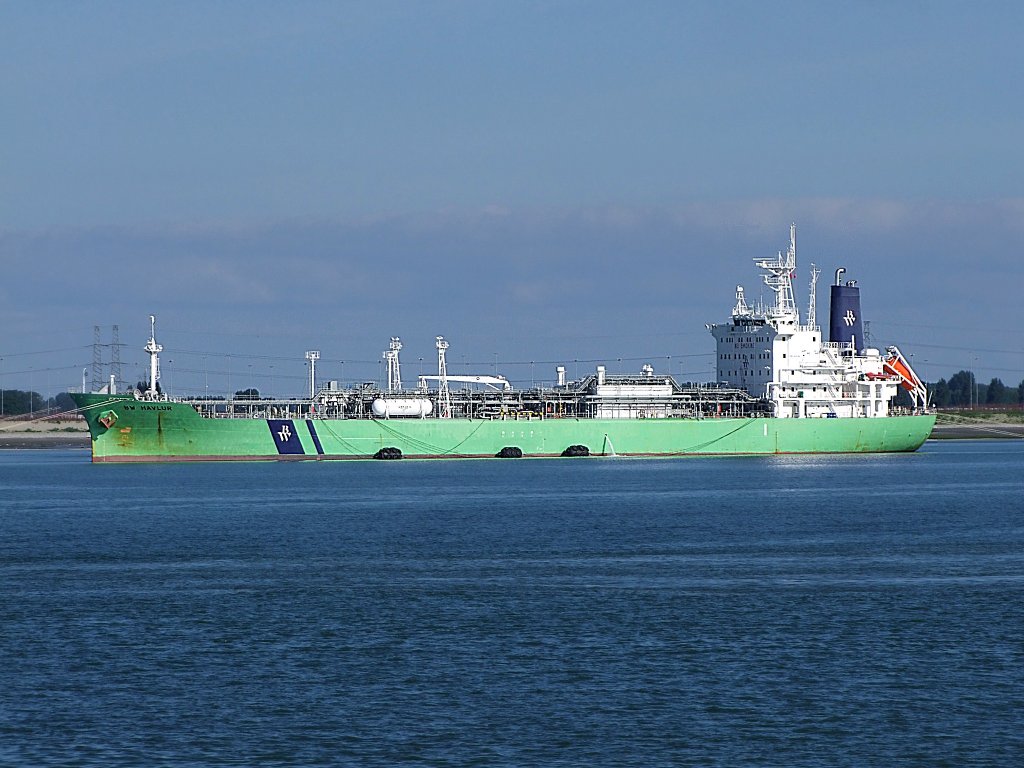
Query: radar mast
[{"left": 754, "top": 222, "right": 799, "bottom": 320}]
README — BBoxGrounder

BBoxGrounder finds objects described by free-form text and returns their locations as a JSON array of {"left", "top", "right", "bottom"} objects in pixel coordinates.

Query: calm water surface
[{"left": 2, "top": 441, "right": 1023, "bottom": 766}]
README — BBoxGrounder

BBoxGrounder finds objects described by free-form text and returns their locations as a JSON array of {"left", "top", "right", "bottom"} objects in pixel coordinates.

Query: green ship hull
[{"left": 71, "top": 394, "right": 934, "bottom": 463}]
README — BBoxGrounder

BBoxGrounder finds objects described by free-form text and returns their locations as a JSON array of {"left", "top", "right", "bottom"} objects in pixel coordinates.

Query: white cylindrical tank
[
  {"left": 556, "top": 366, "right": 566, "bottom": 386},
  {"left": 596, "top": 365, "right": 606, "bottom": 385},
  {"left": 371, "top": 398, "right": 434, "bottom": 418}
]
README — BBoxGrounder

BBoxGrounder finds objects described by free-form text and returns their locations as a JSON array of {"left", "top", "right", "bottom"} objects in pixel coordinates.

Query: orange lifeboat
[{"left": 883, "top": 357, "right": 917, "bottom": 392}]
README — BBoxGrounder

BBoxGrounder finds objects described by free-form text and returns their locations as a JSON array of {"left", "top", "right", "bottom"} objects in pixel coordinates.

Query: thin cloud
[{"left": 2, "top": 198, "right": 1021, "bottom": 393}]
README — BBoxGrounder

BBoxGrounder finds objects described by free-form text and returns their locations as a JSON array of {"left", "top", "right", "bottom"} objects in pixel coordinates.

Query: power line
[
  {"left": 888, "top": 341, "right": 1024, "bottom": 356},
  {"left": 149, "top": 347, "right": 717, "bottom": 367},
  {"left": 0, "top": 346, "right": 92, "bottom": 358},
  {"left": 2, "top": 363, "right": 94, "bottom": 377}
]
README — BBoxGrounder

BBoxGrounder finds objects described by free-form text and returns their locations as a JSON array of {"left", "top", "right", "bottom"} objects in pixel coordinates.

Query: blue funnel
[{"left": 829, "top": 279, "right": 864, "bottom": 351}]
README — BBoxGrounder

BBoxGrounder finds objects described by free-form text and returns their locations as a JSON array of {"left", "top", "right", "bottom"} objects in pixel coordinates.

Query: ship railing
[
  {"left": 185, "top": 397, "right": 318, "bottom": 420},
  {"left": 821, "top": 341, "right": 856, "bottom": 353}
]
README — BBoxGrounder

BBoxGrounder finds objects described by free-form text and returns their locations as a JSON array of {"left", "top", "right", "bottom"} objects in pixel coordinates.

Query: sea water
[{"left": 2, "top": 442, "right": 1023, "bottom": 766}]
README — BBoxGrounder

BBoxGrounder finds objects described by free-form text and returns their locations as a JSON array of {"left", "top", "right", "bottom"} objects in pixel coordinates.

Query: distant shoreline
[
  {"left": 0, "top": 419, "right": 90, "bottom": 449},
  {"left": 0, "top": 433, "right": 91, "bottom": 449},
  {"left": 929, "top": 423, "right": 1024, "bottom": 440}
]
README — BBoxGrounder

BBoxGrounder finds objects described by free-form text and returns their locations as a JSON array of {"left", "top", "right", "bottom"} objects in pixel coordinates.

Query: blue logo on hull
[
  {"left": 267, "top": 419, "right": 305, "bottom": 455},
  {"left": 306, "top": 420, "right": 325, "bottom": 455}
]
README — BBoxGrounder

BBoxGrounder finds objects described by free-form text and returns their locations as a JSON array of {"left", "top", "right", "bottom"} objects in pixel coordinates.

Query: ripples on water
[{"left": 2, "top": 442, "right": 1023, "bottom": 766}]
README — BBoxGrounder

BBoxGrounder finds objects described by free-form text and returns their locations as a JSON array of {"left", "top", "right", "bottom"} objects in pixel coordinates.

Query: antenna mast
[{"left": 436, "top": 336, "right": 452, "bottom": 418}]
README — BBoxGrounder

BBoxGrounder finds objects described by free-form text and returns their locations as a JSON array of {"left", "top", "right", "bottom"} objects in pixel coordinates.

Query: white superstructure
[{"left": 707, "top": 225, "right": 906, "bottom": 419}]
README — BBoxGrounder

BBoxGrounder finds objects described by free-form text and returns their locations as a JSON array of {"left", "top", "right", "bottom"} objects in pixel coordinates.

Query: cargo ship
[{"left": 71, "top": 226, "right": 934, "bottom": 462}]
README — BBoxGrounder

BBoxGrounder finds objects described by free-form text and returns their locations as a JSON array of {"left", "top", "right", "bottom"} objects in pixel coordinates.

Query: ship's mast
[
  {"left": 436, "top": 336, "right": 452, "bottom": 418},
  {"left": 807, "top": 262, "right": 821, "bottom": 329},
  {"left": 144, "top": 314, "right": 163, "bottom": 399},
  {"left": 754, "top": 222, "right": 799, "bottom": 320},
  {"left": 385, "top": 337, "right": 403, "bottom": 392}
]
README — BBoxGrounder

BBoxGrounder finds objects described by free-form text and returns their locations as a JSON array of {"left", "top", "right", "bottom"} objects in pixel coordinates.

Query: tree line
[
  {"left": 0, "top": 388, "right": 260, "bottom": 417},
  {"left": 925, "top": 371, "right": 1024, "bottom": 407},
  {"left": 0, "top": 390, "right": 76, "bottom": 417}
]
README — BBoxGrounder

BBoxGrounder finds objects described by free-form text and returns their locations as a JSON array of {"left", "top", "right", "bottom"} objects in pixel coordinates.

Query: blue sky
[{"left": 2, "top": 1, "right": 1022, "bottom": 397}]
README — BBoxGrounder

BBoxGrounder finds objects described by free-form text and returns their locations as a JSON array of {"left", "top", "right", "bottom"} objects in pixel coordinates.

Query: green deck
[{"left": 71, "top": 394, "right": 935, "bottom": 462}]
